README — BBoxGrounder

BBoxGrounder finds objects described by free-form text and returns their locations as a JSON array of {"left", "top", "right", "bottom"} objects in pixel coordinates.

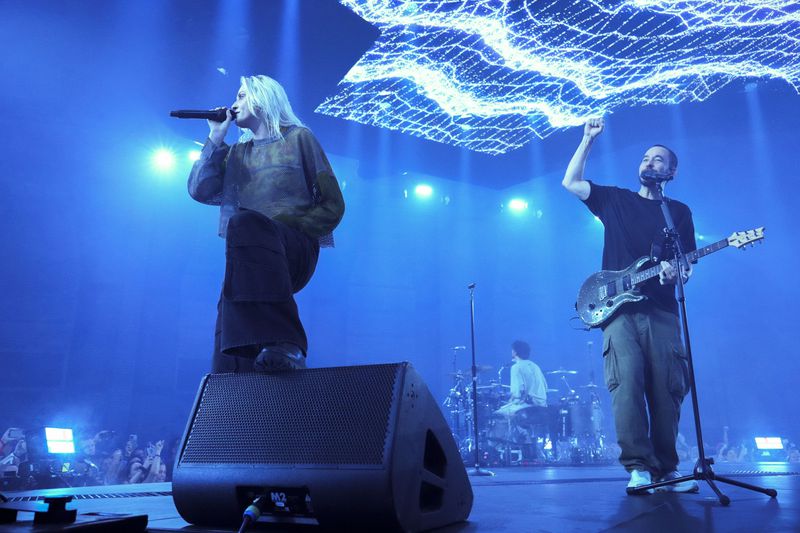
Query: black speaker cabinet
[{"left": 172, "top": 362, "right": 473, "bottom": 532}]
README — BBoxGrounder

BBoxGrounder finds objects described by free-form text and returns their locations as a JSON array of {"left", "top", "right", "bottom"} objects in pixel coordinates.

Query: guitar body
[
  {"left": 575, "top": 227, "right": 764, "bottom": 329},
  {"left": 576, "top": 256, "right": 651, "bottom": 328}
]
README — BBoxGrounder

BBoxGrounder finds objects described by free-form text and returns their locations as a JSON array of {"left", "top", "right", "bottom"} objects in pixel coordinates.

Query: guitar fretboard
[{"left": 630, "top": 237, "right": 729, "bottom": 285}]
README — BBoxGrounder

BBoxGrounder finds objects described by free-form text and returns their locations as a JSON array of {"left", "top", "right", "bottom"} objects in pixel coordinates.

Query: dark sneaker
[
  {"left": 655, "top": 470, "right": 700, "bottom": 493},
  {"left": 254, "top": 343, "right": 306, "bottom": 372},
  {"left": 626, "top": 470, "right": 654, "bottom": 495}
]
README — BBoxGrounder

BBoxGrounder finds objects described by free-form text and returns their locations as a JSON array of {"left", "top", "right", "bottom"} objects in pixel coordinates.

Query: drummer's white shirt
[{"left": 511, "top": 359, "right": 548, "bottom": 406}]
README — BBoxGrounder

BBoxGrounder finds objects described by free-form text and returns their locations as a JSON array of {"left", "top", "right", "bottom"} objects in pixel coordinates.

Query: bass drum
[
  {"left": 475, "top": 389, "right": 505, "bottom": 423},
  {"left": 573, "top": 398, "right": 603, "bottom": 436},
  {"left": 486, "top": 417, "right": 512, "bottom": 447},
  {"left": 557, "top": 397, "right": 603, "bottom": 438}
]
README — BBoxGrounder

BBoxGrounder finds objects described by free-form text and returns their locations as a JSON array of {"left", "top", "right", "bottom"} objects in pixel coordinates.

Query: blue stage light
[
  {"left": 151, "top": 147, "right": 177, "bottom": 173},
  {"left": 507, "top": 198, "right": 528, "bottom": 212},
  {"left": 44, "top": 427, "right": 75, "bottom": 454},
  {"left": 188, "top": 149, "right": 202, "bottom": 162},
  {"left": 318, "top": 0, "right": 800, "bottom": 154},
  {"left": 414, "top": 183, "right": 434, "bottom": 198}
]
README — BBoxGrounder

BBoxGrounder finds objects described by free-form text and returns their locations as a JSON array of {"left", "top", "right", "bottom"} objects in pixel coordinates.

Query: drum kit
[{"left": 443, "top": 365, "right": 612, "bottom": 466}]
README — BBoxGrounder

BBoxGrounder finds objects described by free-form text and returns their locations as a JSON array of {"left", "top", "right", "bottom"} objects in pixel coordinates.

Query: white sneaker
[
  {"left": 655, "top": 470, "right": 700, "bottom": 493},
  {"left": 626, "top": 469, "right": 654, "bottom": 495}
]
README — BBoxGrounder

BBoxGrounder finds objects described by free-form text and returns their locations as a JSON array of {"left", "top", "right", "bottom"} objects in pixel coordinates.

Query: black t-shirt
[{"left": 583, "top": 181, "right": 696, "bottom": 315}]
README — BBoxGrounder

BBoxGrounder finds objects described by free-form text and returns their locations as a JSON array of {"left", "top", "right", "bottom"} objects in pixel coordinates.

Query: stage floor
[{"left": 1, "top": 462, "right": 797, "bottom": 532}]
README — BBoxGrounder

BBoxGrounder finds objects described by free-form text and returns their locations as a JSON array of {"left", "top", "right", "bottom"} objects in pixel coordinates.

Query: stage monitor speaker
[{"left": 172, "top": 362, "right": 473, "bottom": 532}]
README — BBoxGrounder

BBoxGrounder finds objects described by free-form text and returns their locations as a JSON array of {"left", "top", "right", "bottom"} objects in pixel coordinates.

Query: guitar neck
[{"left": 632, "top": 237, "right": 729, "bottom": 284}]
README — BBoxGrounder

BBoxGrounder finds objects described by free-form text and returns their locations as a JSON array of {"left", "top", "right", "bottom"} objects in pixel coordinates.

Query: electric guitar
[{"left": 576, "top": 227, "right": 764, "bottom": 328}]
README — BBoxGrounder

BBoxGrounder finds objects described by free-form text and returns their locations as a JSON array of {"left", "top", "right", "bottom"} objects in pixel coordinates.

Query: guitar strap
[
  {"left": 650, "top": 241, "right": 663, "bottom": 263},
  {"left": 650, "top": 229, "right": 675, "bottom": 263}
]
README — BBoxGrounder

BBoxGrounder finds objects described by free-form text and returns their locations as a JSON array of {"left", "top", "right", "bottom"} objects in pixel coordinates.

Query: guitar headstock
[{"left": 727, "top": 227, "right": 765, "bottom": 249}]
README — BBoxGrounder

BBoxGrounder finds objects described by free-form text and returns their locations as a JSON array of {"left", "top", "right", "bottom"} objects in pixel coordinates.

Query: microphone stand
[
  {"left": 628, "top": 180, "right": 776, "bottom": 504},
  {"left": 466, "top": 283, "right": 493, "bottom": 477},
  {"left": 586, "top": 341, "right": 596, "bottom": 386}
]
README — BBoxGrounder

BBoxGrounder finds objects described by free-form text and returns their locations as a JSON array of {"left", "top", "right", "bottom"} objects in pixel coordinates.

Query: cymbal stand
[
  {"left": 451, "top": 345, "right": 464, "bottom": 375},
  {"left": 560, "top": 375, "right": 576, "bottom": 397}
]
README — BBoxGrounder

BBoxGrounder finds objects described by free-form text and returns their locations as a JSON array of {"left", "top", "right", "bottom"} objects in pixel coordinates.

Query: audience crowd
[
  {"left": 1, "top": 424, "right": 797, "bottom": 491},
  {"left": 673, "top": 426, "right": 800, "bottom": 465},
  {"left": 0, "top": 427, "right": 179, "bottom": 490}
]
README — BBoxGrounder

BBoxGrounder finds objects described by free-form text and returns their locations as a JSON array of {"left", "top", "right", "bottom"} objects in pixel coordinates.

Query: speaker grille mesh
[{"left": 180, "top": 364, "right": 401, "bottom": 465}]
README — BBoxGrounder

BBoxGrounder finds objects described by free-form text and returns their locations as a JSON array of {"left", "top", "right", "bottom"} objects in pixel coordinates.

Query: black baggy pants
[{"left": 211, "top": 209, "right": 319, "bottom": 373}]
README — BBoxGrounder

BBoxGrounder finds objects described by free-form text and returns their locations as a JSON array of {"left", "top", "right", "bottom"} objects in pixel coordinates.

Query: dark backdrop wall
[{"left": 1, "top": 0, "right": 798, "bottom": 448}]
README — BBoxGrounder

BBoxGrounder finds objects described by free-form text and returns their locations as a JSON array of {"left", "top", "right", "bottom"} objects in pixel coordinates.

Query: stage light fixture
[
  {"left": 754, "top": 436, "right": 785, "bottom": 459},
  {"left": 188, "top": 149, "right": 201, "bottom": 162},
  {"left": 507, "top": 198, "right": 528, "bottom": 212},
  {"left": 44, "top": 427, "right": 75, "bottom": 454},
  {"left": 414, "top": 183, "right": 434, "bottom": 198},
  {"left": 754, "top": 437, "right": 784, "bottom": 450},
  {"left": 151, "top": 147, "right": 177, "bottom": 173}
]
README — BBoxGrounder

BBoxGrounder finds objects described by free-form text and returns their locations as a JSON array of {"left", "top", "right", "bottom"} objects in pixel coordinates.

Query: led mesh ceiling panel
[{"left": 316, "top": 0, "right": 800, "bottom": 154}]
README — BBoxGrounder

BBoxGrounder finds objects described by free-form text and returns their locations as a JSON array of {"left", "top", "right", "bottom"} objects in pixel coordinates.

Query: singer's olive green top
[{"left": 188, "top": 126, "right": 344, "bottom": 247}]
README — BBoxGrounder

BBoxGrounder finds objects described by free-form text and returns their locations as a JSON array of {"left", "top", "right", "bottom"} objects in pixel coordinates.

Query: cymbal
[
  {"left": 546, "top": 388, "right": 560, "bottom": 393},
  {"left": 579, "top": 383, "right": 600, "bottom": 389},
  {"left": 448, "top": 365, "right": 493, "bottom": 376},
  {"left": 477, "top": 384, "right": 510, "bottom": 390},
  {"left": 547, "top": 369, "right": 578, "bottom": 375}
]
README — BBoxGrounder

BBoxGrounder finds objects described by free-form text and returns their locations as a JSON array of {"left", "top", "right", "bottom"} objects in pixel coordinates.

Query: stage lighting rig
[{"left": 318, "top": 0, "right": 800, "bottom": 155}]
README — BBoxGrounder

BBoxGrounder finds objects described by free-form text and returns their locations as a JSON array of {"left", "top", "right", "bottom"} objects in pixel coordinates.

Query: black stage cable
[{"left": 238, "top": 494, "right": 268, "bottom": 533}]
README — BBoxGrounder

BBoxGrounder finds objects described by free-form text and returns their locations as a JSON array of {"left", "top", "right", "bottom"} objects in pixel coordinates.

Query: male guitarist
[{"left": 562, "top": 117, "right": 699, "bottom": 494}]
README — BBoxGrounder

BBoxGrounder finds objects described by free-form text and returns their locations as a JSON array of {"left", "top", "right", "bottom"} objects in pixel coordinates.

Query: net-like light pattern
[{"left": 316, "top": 0, "right": 800, "bottom": 154}]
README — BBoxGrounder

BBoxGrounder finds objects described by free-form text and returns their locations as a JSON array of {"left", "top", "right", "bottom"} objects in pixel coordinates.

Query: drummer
[{"left": 496, "top": 340, "right": 548, "bottom": 415}]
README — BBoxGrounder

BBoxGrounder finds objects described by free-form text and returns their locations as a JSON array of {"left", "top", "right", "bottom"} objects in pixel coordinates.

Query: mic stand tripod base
[
  {"left": 626, "top": 457, "right": 778, "bottom": 505},
  {"left": 467, "top": 466, "right": 495, "bottom": 477}
]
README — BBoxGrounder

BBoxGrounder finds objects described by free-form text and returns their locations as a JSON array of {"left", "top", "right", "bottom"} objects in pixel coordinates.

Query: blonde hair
[{"left": 237, "top": 75, "right": 304, "bottom": 142}]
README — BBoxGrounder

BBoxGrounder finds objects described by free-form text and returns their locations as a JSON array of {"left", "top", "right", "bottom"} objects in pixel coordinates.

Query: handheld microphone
[{"left": 169, "top": 109, "right": 236, "bottom": 122}]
